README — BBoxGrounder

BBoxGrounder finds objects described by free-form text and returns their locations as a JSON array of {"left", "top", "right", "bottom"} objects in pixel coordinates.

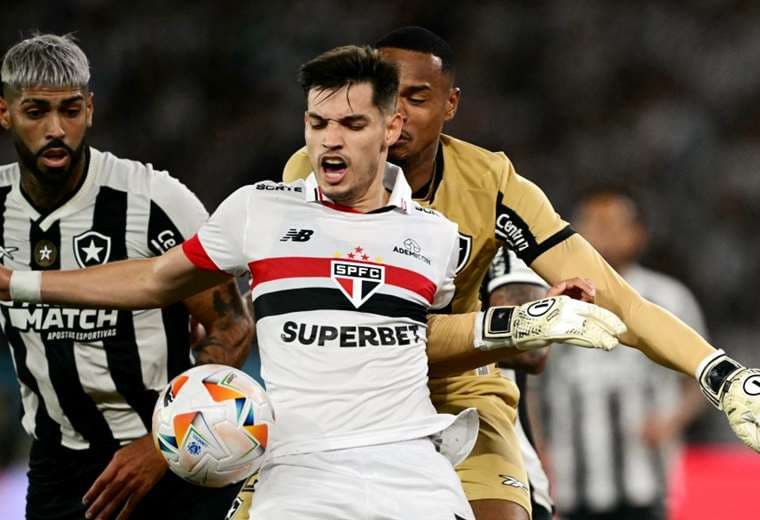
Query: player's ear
[
  {"left": 444, "top": 87, "right": 461, "bottom": 122},
  {"left": 85, "top": 91, "right": 94, "bottom": 128},
  {"left": 0, "top": 96, "right": 10, "bottom": 130},
  {"left": 386, "top": 110, "right": 403, "bottom": 147}
]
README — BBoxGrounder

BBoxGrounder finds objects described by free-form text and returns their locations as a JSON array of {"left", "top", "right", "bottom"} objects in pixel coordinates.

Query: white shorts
[{"left": 249, "top": 438, "right": 475, "bottom": 520}]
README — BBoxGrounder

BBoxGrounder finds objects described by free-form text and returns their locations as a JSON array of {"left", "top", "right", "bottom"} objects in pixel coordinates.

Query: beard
[{"left": 13, "top": 135, "right": 86, "bottom": 186}]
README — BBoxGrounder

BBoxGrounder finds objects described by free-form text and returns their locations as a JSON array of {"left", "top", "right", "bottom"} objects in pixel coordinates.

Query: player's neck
[
  {"left": 19, "top": 153, "right": 88, "bottom": 213},
  {"left": 349, "top": 173, "right": 389, "bottom": 213},
  {"left": 398, "top": 139, "right": 438, "bottom": 195}
]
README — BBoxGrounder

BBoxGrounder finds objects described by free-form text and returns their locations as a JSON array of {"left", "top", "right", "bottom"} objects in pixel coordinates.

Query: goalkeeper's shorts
[
  {"left": 429, "top": 369, "right": 532, "bottom": 516},
  {"left": 246, "top": 438, "right": 474, "bottom": 520}
]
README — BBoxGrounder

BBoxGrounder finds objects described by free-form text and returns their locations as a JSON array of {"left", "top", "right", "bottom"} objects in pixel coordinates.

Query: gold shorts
[
  {"left": 429, "top": 369, "right": 531, "bottom": 515},
  {"left": 228, "top": 369, "right": 529, "bottom": 518}
]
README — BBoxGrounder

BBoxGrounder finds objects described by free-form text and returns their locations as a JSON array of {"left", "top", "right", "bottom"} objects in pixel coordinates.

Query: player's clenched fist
[
  {"left": 698, "top": 351, "right": 760, "bottom": 452},
  {"left": 475, "top": 295, "right": 626, "bottom": 352}
]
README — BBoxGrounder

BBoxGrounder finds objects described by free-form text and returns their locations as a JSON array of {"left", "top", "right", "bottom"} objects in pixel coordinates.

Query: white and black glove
[
  {"left": 697, "top": 350, "right": 760, "bottom": 452},
  {"left": 474, "top": 295, "right": 626, "bottom": 352}
]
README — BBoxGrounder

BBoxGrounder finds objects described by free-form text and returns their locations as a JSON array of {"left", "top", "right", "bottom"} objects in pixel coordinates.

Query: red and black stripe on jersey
[
  {"left": 250, "top": 256, "right": 433, "bottom": 324},
  {"left": 184, "top": 238, "right": 436, "bottom": 324}
]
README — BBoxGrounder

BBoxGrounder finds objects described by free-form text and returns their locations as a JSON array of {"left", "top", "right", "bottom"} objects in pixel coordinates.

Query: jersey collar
[{"left": 304, "top": 162, "right": 413, "bottom": 214}]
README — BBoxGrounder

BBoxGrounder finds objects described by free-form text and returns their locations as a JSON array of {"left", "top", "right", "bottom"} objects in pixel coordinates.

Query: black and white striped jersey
[
  {"left": 542, "top": 264, "right": 707, "bottom": 512},
  {"left": 0, "top": 147, "right": 208, "bottom": 452}
]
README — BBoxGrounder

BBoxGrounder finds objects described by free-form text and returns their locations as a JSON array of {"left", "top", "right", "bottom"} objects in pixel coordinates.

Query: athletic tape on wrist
[{"left": 9, "top": 271, "right": 42, "bottom": 303}]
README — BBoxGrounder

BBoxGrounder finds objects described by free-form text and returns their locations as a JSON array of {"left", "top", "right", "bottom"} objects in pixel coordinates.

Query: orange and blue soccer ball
[{"left": 152, "top": 364, "right": 273, "bottom": 487}]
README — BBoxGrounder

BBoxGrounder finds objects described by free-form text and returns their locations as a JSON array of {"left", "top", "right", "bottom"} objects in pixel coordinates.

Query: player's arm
[
  {"left": 182, "top": 280, "right": 253, "bottom": 368},
  {"left": 1, "top": 245, "right": 230, "bottom": 309},
  {"left": 426, "top": 278, "right": 618, "bottom": 377},
  {"left": 500, "top": 164, "right": 760, "bottom": 452},
  {"left": 3, "top": 185, "right": 252, "bottom": 317},
  {"left": 533, "top": 234, "right": 714, "bottom": 373},
  {"left": 143, "top": 171, "right": 254, "bottom": 368},
  {"left": 426, "top": 221, "right": 624, "bottom": 375}
]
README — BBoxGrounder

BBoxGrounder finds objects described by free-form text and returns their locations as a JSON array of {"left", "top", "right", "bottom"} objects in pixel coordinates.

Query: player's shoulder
[
  {"left": 0, "top": 161, "right": 19, "bottom": 189},
  {"left": 441, "top": 134, "right": 513, "bottom": 186},
  {"left": 282, "top": 147, "right": 312, "bottom": 182},
  {"left": 92, "top": 147, "right": 177, "bottom": 195}
]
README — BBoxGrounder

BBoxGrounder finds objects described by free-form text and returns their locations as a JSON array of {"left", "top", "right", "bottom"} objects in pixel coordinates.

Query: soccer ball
[{"left": 152, "top": 364, "right": 273, "bottom": 487}]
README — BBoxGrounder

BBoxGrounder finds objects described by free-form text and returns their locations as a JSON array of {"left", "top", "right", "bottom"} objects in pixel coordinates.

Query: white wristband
[
  {"left": 473, "top": 311, "right": 484, "bottom": 349},
  {"left": 9, "top": 271, "right": 42, "bottom": 303}
]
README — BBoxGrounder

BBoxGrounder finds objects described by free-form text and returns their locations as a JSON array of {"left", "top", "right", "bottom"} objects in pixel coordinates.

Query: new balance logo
[{"left": 280, "top": 229, "right": 314, "bottom": 242}]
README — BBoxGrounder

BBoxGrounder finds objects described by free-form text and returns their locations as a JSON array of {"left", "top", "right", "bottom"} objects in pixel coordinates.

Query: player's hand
[
  {"left": 476, "top": 295, "right": 626, "bottom": 352},
  {"left": 698, "top": 350, "right": 760, "bottom": 452},
  {"left": 82, "top": 434, "right": 167, "bottom": 520},
  {"left": 547, "top": 277, "right": 595, "bottom": 302}
]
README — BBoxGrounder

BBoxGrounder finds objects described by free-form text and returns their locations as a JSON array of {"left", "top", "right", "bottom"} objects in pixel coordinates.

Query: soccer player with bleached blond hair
[{"left": 0, "top": 33, "right": 253, "bottom": 520}]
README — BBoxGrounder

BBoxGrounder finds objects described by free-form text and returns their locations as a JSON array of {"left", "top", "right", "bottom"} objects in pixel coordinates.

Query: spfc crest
[
  {"left": 331, "top": 260, "right": 385, "bottom": 308},
  {"left": 73, "top": 230, "right": 112, "bottom": 267}
]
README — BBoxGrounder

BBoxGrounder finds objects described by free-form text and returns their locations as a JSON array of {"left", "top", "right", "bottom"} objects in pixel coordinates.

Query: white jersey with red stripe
[{"left": 183, "top": 164, "right": 471, "bottom": 459}]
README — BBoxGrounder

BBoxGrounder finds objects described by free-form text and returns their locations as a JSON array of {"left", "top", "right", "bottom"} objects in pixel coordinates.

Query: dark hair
[
  {"left": 374, "top": 26, "right": 455, "bottom": 76},
  {"left": 298, "top": 45, "right": 399, "bottom": 113}
]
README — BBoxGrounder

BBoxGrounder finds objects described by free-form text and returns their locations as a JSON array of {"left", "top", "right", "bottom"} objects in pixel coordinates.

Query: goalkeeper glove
[
  {"left": 697, "top": 350, "right": 760, "bottom": 452},
  {"left": 474, "top": 295, "right": 626, "bottom": 352}
]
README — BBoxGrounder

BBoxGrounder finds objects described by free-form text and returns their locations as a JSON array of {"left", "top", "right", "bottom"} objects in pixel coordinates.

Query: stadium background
[{"left": 1, "top": 1, "right": 759, "bottom": 517}]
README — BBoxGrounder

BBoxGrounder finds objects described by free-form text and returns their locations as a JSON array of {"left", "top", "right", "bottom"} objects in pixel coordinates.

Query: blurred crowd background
[{"left": 1, "top": 0, "right": 759, "bottom": 517}]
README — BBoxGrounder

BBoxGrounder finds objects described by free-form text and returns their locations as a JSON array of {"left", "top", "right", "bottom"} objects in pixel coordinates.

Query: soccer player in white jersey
[
  {"left": 0, "top": 34, "right": 253, "bottom": 520},
  {"left": 0, "top": 45, "right": 629, "bottom": 520}
]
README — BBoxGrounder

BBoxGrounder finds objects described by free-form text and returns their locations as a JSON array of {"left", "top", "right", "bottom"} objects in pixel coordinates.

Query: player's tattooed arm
[{"left": 183, "top": 280, "right": 254, "bottom": 368}]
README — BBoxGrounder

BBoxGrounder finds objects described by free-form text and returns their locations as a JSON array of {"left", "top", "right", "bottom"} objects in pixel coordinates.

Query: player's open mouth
[
  {"left": 320, "top": 155, "right": 348, "bottom": 184},
  {"left": 40, "top": 148, "right": 70, "bottom": 169}
]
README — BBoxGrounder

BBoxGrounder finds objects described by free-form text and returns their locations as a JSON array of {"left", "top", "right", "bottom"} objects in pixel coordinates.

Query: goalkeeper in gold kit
[{"left": 271, "top": 27, "right": 760, "bottom": 520}]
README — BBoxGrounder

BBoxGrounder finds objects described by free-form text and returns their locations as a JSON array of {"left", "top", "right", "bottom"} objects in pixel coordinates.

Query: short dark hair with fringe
[
  {"left": 375, "top": 26, "right": 455, "bottom": 76},
  {"left": 298, "top": 45, "right": 399, "bottom": 114}
]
